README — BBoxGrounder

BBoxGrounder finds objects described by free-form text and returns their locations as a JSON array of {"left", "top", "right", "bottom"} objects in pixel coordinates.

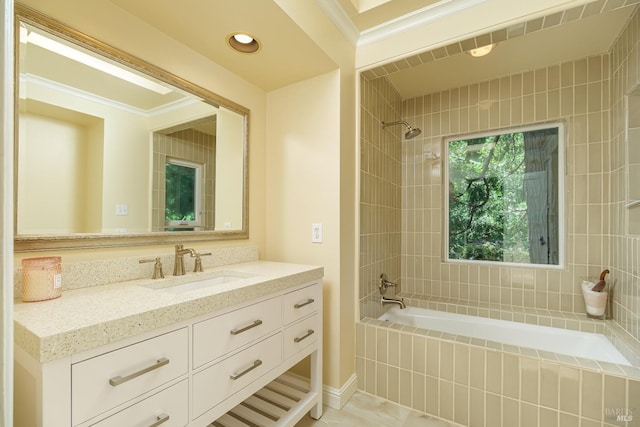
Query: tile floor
[{"left": 295, "top": 391, "right": 460, "bottom": 427}]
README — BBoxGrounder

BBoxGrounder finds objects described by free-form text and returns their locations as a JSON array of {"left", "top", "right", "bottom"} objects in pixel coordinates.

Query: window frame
[
  {"left": 164, "top": 157, "right": 203, "bottom": 228},
  {"left": 443, "top": 121, "right": 566, "bottom": 269}
]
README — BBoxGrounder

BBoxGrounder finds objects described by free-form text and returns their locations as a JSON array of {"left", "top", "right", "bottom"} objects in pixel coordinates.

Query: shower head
[{"left": 382, "top": 120, "right": 422, "bottom": 140}]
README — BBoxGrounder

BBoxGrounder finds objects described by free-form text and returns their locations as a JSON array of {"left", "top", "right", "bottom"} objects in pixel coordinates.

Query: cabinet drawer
[
  {"left": 193, "top": 297, "right": 281, "bottom": 368},
  {"left": 284, "top": 314, "right": 319, "bottom": 360},
  {"left": 192, "top": 332, "right": 282, "bottom": 419},
  {"left": 72, "top": 328, "right": 188, "bottom": 425},
  {"left": 283, "top": 283, "right": 321, "bottom": 325},
  {"left": 91, "top": 379, "right": 188, "bottom": 427}
]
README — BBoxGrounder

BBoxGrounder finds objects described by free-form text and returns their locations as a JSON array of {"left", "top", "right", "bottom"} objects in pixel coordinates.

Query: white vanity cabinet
[{"left": 14, "top": 279, "right": 323, "bottom": 427}]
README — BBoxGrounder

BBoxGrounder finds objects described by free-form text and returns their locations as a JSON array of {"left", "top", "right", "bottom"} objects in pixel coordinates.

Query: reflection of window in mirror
[
  {"left": 165, "top": 159, "right": 202, "bottom": 230},
  {"left": 626, "top": 89, "right": 640, "bottom": 234},
  {"left": 152, "top": 116, "right": 216, "bottom": 232},
  {"left": 445, "top": 123, "right": 565, "bottom": 267}
]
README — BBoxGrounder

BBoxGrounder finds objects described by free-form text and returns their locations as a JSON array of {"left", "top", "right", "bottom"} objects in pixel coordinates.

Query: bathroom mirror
[{"left": 14, "top": 4, "right": 249, "bottom": 251}]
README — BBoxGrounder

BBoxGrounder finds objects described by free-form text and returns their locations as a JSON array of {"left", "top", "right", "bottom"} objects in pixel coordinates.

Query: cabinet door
[
  {"left": 91, "top": 380, "right": 188, "bottom": 427},
  {"left": 72, "top": 328, "right": 188, "bottom": 425}
]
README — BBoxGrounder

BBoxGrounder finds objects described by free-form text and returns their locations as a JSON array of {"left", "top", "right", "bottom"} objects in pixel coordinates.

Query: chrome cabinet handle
[
  {"left": 109, "top": 357, "right": 170, "bottom": 386},
  {"left": 294, "top": 329, "right": 315, "bottom": 343},
  {"left": 294, "top": 298, "right": 315, "bottom": 309},
  {"left": 230, "top": 359, "right": 262, "bottom": 380},
  {"left": 230, "top": 319, "right": 263, "bottom": 335},
  {"left": 149, "top": 414, "right": 170, "bottom": 427}
]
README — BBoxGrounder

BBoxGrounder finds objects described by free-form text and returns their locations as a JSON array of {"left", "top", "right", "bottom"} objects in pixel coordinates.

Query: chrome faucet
[
  {"left": 173, "top": 243, "right": 196, "bottom": 276},
  {"left": 379, "top": 273, "right": 405, "bottom": 308},
  {"left": 381, "top": 296, "right": 406, "bottom": 309}
]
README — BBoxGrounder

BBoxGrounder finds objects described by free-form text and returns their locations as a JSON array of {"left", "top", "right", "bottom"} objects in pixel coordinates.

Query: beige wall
[
  {"left": 265, "top": 70, "right": 345, "bottom": 389},
  {"left": 359, "top": 75, "right": 403, "bottom": 319},
  {"left": 18, "top": 113, "right": 89, "bottom": 233},
  {"left": 215, "top": 107, "right": 244, "bottom": 231},
  {"left": 610, "top": 7, "right": 640, "bottom": 344},
  {"left": 19, "top": 80, "right": 153, "bottom": 233}
]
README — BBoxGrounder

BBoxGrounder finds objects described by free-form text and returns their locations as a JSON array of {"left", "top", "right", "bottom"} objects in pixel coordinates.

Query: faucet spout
[
  {"left": 381, "top": 296, "right": 406, "bottom": 309},
  {"left": 174, "top": 243, "right": 196, "bottom": 276}
]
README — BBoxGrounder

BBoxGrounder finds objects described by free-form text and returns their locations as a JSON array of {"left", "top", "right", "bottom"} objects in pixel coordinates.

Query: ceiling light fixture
[
  {"left": 20, "top": 26, "right": 172, "bottom": 95},
  {"left": 227, "top": 32, "right": 261, "bottom": 54},
  {"left": 468, "top": 43, "right": 496, "bottom": 58}
]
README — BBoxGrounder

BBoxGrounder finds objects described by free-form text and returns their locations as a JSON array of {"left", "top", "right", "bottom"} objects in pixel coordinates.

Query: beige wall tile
[
  {"left": 454, "top": 384, "right": 469, "bottom": 426},
  {"left": 581, "top": 370, "right": 603, "bottom": 422},
  {"left": 400, "top": 369, "right": 413, "bottom": 407},
  {"left": 521, "top": 358, "right": 539, "bottom": 405},
  {"left": 559, "top": 366, "right": 580, "bottom": 415},
  {"left": 454, "top": 344, "right": 469, "bottom": 385},
  {"left": 485, "top": 392, "right": 501, "bottom": 427},
  {"left": 502, "top": 354, "right": 520, "bottom": 400},
  {"left": 520, "top": 402, "right": 538, "bottom": 427},
  {"left": 426, "top": 375, "right": 439, "bottom": 416},
  {"left": 440, "top": 341, "right": 454, "bottom": 381},
  {"left": 486, "top": 351, "right": 502, "bottom": 394},
  {"left": 439, "top": 380, "right": 454, "bottom": 420},
  {"left": 413, "top": 373, "right": 426, "bottom": 412}
]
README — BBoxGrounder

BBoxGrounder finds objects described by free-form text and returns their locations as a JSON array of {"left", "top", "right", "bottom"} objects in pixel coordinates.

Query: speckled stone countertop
[{"left": 14, "top": 261, "right": 323, "bottom": 363}]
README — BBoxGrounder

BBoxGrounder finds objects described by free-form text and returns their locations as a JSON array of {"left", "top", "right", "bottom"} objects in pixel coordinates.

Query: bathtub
[{"left": 379, "top": 306, "right": 630, "bottom": 366}]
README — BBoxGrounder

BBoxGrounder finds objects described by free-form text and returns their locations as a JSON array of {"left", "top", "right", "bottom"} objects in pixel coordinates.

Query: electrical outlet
[
  {"left": 115, "top": 204, "right": 128, "bottom": 216},
  {"left": 312, "top": 223, "right": 323, "bottom": 243}
]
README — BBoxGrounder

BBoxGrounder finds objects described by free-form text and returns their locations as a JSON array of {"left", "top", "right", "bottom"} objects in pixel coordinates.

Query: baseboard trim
[
  {"left": 282, "top": 371, "right": 358, "bottom": 410},
  {"left": 323, "top": 373, "right": 358, "bottom": 409}
]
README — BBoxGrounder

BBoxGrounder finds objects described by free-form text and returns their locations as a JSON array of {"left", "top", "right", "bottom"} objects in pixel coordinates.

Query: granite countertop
[{"left": 14, "top": 261, "right": 323, "bottom": 363}]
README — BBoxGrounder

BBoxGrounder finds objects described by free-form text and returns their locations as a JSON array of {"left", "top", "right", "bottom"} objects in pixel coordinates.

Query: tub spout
[{"left": 381, "top": 296, "right": 406, "bottom": 309}]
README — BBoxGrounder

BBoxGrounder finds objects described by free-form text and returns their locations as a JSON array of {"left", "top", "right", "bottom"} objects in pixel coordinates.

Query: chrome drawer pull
[
  {"left": 149, "top": 414, "right": 170, "bottom": 427},
  {"left": 230, "top": 319, "right": 263, "bottom": 335},
  {"left": 230, "top": 359, "right": 262, "bottom": 380},
  {"left": 294, "top": 329, "right": 315, "bottom": 343},
  {"left": 109, "top": 357, "right": 170, "bottom": 386},
  {"left": 294, "top": 298, "right": 315, "bottom": 309}
]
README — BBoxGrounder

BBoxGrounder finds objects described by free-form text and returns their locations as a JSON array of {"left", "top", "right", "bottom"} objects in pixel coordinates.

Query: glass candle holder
[{"left": 21, "top": 256, "right": 62, "bottom": 302}]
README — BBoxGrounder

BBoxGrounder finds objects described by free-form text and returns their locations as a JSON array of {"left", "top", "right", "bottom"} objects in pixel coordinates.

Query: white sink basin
[{"left": 151, "top": 271, "right": 257, "bottom": 294}]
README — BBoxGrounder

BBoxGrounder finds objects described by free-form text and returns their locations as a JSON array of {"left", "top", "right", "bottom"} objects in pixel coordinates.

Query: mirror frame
[{"left": 14, "top": 3, "right": 250, "bottom": 252}]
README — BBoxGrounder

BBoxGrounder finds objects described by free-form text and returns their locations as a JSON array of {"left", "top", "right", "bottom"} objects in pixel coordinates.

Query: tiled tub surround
[
  {"left": 379, "top": 307, "right": 630, "bottom": 366},
  {"left": 14, "top": 259, "right": 322, "bottom": 363},
  {"left": 359, "top": 4, "right": 640, "bottom": 339},
  {"left": 356, "top": 316, "right": 640, "bottom": 427}
]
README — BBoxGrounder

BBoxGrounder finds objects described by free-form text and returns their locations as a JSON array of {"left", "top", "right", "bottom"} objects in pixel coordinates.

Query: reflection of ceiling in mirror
[{"left": 20, "top": 25, "right": 191, "bottom": 111}]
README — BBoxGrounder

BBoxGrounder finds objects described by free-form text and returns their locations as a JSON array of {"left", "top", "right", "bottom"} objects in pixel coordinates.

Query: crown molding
[
  {"left": 315, "top": 0, "right": 360, "bottom": 46},
  {"left": 316, "top": 0, "right": 489, "bottom": 47},
  {"left": 20, "top": 73, "right": 198, "bottom": 118},
  {"left": 358, "top": 0, "right": 487, "bottom": 46}
]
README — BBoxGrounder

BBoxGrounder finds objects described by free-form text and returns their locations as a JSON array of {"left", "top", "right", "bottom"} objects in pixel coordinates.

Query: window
[
  {"left": 445, "top": 123, "right": 564, "bottom": 266},
  {"left": 165, "top": 158, "right": 202, "bottom": 227}
]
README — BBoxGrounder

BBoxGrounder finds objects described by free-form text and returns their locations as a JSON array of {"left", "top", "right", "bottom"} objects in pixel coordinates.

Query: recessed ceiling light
[
  {"left": 227, "top": 32, "right": 261, "bottom": 54},
  {"left": 468, "top": 43, "right": 496, "bottom": 58}
]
